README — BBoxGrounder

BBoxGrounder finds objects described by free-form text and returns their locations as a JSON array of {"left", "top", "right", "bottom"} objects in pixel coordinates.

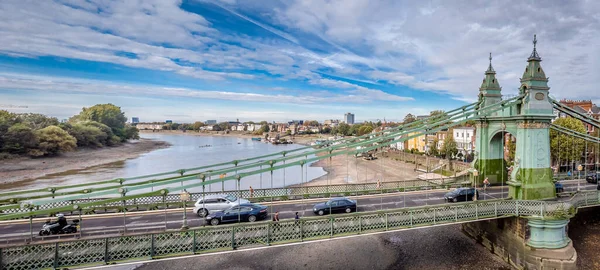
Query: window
[
  {"left": 467, "top": 133, "right": 470, "bottom": 138},
  {"left": 456, "top": 132, "right": 459, "bottom": 137},
  {"left": 240, "top": 207, "right": 252, "bottom": 212},
  {"left": 202, "top": 199, "right": 218, "bottom": 204},
  {"left": 331, "top": 201, "right": 339, "bottom": 207},
  {"left": 338, "top": 200, "right": 347, "bottom": 206}
]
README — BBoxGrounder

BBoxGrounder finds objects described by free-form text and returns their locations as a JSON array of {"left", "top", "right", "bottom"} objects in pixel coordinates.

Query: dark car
[
  {"left": 555, "top": 182, "right": 564, "bottom": 193},
  {"left": 586, "top": 173, "right": 600, "bottom": 184},
  {"left": 444, "top": 188, "right": 479, "bottom": 202},
  {"left": 313, "top": 197, "right": 357, "bottom": 216},
  {"left": 205, "top": 203, "right": 268, "bottom": 226}
]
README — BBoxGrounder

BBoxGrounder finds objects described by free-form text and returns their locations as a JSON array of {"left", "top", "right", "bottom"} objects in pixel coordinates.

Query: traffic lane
[
  {"left": 0, "top": 184, "right": 592, "bottom": 242},
  {"left": 0, "top": 189, "right": 488, "bottom": 240}
]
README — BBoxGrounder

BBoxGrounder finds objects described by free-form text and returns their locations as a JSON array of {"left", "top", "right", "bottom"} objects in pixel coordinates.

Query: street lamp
[{"left": 180, "top": 189, "right": 191, "bottom": 230}]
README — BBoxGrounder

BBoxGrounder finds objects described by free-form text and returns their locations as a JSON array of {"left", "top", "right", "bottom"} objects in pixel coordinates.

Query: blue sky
[{"left": 1, "top": 0, "right": 599, "bottom": 123}]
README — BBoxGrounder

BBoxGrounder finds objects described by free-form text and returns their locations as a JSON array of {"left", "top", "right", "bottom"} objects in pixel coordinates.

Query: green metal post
[
  {"left": 475, "top": 204, "right": 478, "bottom": 219},
  {"left": 385, "top": 213, "right": 389, "bottom": 230},
  {"left": 192, "top": 230, "right": 197, "bottom": 254},
  {"left": 454, "top": 206, "right": 458, "bottom": 221},
  {"left": 330, "top": 217, "right": 334, "bottom": 237},
  {"left": 231, "top": 227, "right": 236, "bottom": 250},
  {"left": 410, "top": 211, "right": 413, "bottom": 226},
  {"left": 53, "top": 242, "right": 59, "bottom": 269},
  {"left": 104, "top": 238, "right": 109, "bottom": 263},
  {"left": 433, "top": 209, "right": 436, "bottom": 224},
  {"left": 359, "top": 216, "right": 362, "bottom": 234},
  {"left": 151, "top": 234, "right": 155, "bottom": 258},
  {"left": 494, "top": 202, "right": 497, "bottom": 216},
  {"left": 267, "top": 223, "right": 271, "bottom": 246}
]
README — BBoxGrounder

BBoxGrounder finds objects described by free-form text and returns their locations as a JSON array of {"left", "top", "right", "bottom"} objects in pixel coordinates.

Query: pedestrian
[
  {"left": 295, "top": 212, "right": 300, "bottom": 226},
  {"left": 249, "top": 186, "right": 254, "bottom": 198},
  {"left": 483, "top": 177, "right": 490, "bottom": 192},
  {"left": 376, "top": 179, "right": 381, "bottom": 189},
  {"left": 272, "top": 211, "right": 280, "bottom": 232}
]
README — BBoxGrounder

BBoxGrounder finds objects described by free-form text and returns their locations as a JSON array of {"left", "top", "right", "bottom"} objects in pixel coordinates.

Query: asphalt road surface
[{"left": 0, "top": 180, "right": 593, "bottom": 245}]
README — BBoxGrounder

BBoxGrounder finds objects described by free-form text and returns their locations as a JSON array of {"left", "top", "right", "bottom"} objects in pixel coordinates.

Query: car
[
  {"left": 193, "top": 194, "right": 250, "bottom": 217},
  {"left": 205, "top": 203, "right": 268, "bottom": 225},
  {"left": 313, "top": 197, "right": 357, "bottom": 216},
  {"left": 586, "top": 173, "right": 600, "bottom": 184},
  {"left": 444, "top": 188, "right": 479, "bottom": 202},
  {"left": 555, "top": 182, "right": 564, "bottom": 193}
]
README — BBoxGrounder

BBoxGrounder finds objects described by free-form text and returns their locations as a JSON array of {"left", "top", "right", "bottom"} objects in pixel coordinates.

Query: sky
[{"left": 0, "top": 0, "right": 599, "bottom": 123}]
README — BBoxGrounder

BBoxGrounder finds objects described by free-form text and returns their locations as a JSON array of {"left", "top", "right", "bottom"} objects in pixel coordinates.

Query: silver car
[{"left": 193, "top": 194, "right": 250, "bottom": 217}]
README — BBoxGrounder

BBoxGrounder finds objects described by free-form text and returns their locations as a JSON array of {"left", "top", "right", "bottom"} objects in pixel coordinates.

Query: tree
[
  {"left": 69, "top": 123, "right": 107, "bottom": 148},
  {"left": 337, "top": 123, "right": 350, "bottom": 136},
  {"left": 193, "top": 121, "right": 205, "bottom": 131},
  {"left": 403, "top": 113, "right": 416, "bottom": 124},
  {"left": 17, "top": 113, "right": 59, "bottom": 130},
  {"left": 218, "top": 122, "right": 230, "bottom": 131},
  {"left": 349, "top": 124, "right": 360, "bottom": 136},
  {"left": 2, "top": 123, "right": 37, "bottom": 154},
  {"left": 70, "top": 104, "right": 136, "bottom": 141},
  {"left": 0, "top": 110, "right": 19, "bottom": 150},
  {"left": 441, "top": 133, "right": 458, "bottom": 160},
  {"left": 429, "top": 138, "right": 440, "bottom": 156},
  {"left": 322, "top": 126, "right": 331, "bottom": 134},
  {"left": 358, "top": 125, "right": 374, "bottom": 136},
  {"left": 505, "top": 136, "right": 516, "bottom": 166},
  {"left": 32, "top": 126, "right": 77, "bottom": 156},
  {"left": 550, "top": 117, "right": 586, "bottom": 167}
]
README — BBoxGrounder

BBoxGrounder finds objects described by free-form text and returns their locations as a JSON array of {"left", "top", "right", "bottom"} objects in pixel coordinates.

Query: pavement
[{"left": 0, "top": 179, "right": 594, "bottom": 246}]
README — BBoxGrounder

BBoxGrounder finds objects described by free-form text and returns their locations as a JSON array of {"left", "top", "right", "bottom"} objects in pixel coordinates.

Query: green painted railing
[
  {"left": 0, "top": 177, "right": 471, "bottom": 217},
  {"left": 2, "top": 190, "right": 597, "bottom": 270}
]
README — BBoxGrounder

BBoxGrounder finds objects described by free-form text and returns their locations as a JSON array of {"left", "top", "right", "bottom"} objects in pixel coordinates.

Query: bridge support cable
[
  {"left": 0, "top": 101, "right": 485, "bottom": 203},
  {"left": 3, "top": 96, "right": 525, "bottom": 220}
]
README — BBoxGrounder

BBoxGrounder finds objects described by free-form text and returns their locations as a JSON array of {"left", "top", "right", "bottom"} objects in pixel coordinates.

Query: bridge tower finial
[{"left": 528, "top": 34, "right": 541, "bottom": 60}]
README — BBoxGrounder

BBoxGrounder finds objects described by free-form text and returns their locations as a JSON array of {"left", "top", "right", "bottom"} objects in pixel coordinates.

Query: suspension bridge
[{"left": 1, "top": 36, "right": 599, "bottom": 270}]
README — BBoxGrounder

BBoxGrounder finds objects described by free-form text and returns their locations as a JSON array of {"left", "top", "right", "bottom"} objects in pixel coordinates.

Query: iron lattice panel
[
  {"left": 411, "top": 209, "right": 435, "bottom": 226},
  {"left": 270, "top": 221, "right": 301, "bottom": 243},
  {"left": 476, "top": 202, "right": 497, "bottom": 218},
  {"left": 360, "top": 213, "right": 386, "bottom": 232},
  {"left": 456, "top": 204, "right": 476, "bottom": 220},
  {"left": 333, "top": 216, "right": 360, "bottom": 235},
  {"left": 57, "top": 239, "right": 105, "bottom": 267},
  {"left": 107, "top": 234, "right": 151, "bottom": 262},
  {"left": 302, "top": 218, "right": 331, "bottom": 239},
  {"left": 153, "top": 231, "right": 193, "bottom": 257},
  {"left": 195, "top": 227, "right": 233, "bottom": 252},
  {"left": 2, "top": 243, "right": 55, "bottom": 270},
  {"left": 516, "top": 201, "right": 543, "bottom": 216},
  {"left": 387, "top": 211, "right": 411, "bottom": 228},
  {"left": 434, "top": 206, "right": 458, "bottom": 224},
  {"left": 234, "top": 224, "right": 269, "bottom": 248},
  {"left": 496, "top": 201, "right": 516, "bottom": 215},
  {"left": 327, "top": 185, "right": 348, "bottom": 193}
]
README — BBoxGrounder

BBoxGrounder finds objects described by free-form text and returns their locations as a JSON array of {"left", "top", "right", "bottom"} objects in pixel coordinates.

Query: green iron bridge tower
[{"left": 474, "top": 35, "right": 556, "bottom": 200}]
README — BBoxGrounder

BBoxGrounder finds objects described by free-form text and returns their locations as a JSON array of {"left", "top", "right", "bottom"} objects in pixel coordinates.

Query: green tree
[
  {"left": 32, "top": 126, "right": 77, "bottom": 156},
  {"left": 2, "top": 123, "right": 37, "bottom": 154},
  {"left": 192, "top": 121, "right": 205, "bottom": 131},
  {"left": 349, "top": 124, "right": 360, "bottom": 136},
  {"left": 337, "top": 123, "right": 350, "bottom": 136},
  {"left": 550, "top": 117, "right": 586, "bottom": 166},
  {"left": 322, "top": 126, "right": 331, "bottom": 134},
  {"left": 17, "top": 113, "right": 59, "bottom": 130},
  {"left": 0, "top": 110, "right": 19, "bottom": 150},
  {"left": 358, "top": 125, "right": 374, "bottom": 136},
  {"left": 441, "top": 133, "right": 458, "bottom": 160},
  {"left": 70, "top": 104, "right": 137, "bottom": 141},
  {"left": 69, "top": 123, "right": 107, "bottom": 148},
  {"left": 403, "top": 113, "right": 416, "bottom": 124},
  {"left": 429, "top": 138, "right": 440, "bottom": 156}
]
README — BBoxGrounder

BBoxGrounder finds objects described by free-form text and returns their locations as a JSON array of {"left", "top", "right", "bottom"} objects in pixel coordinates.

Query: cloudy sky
[{"left": 1, "top": 0, "right": 599, "bottom": 123}]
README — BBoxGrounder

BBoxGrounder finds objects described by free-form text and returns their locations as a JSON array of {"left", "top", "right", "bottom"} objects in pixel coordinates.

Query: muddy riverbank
[{"left": 0, "top": 139, "right": 170, "bottom": 187}]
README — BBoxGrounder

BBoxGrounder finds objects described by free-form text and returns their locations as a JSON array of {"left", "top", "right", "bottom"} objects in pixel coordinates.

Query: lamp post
[{"left": 180, "top": 189, "right": 191, "bottom": 230}]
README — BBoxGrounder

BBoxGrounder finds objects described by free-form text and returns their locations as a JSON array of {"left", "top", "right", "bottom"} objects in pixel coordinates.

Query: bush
[
  {"left": 3, "top": 123, "right": 37, "bottom": 154},
  {"left": 33, "top": 126, "right": 77, "bottom": 156},
  {"left": 69, "top": 123, "right": 107, "bottom": 147}
]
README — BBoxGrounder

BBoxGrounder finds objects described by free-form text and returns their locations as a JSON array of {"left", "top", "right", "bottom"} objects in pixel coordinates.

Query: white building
[
  {"left": 391, "top": 135, "right": 405, "bottom": 151},
  {"left": 344, "top": 113, "right": 355, "bottom": 124},
  {"left": 453, "top": 127, "right": 475, "bottom": 156},
  {"left": 136, "top": 124, "right": 162, "bottom": 130}
]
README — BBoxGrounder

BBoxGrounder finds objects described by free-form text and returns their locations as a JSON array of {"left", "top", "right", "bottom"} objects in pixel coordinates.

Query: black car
[
  {"left": 586, "top": 173, "right": 600, "bottom": 184},
  {"left": 313, "top": 197, "right": 357, "bottom": 216},
  {"left": 206, "top": 203, "right": 268, "bottom": 225},
  {"left": 444, "top": 188, "right": 479, "bottom": 202}
]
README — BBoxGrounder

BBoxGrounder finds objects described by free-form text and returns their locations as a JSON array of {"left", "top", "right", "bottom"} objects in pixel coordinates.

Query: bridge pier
[{"left": 462, "top": 216, "right": 576, "bottom": 270}]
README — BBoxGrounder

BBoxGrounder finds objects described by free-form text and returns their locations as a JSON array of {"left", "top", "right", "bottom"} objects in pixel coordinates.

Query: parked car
[
  {"left": 586, "top": 172, "right": 600, "bottom": 184},
  {"left": 193, "top": 194, "right": 250, "bottom": 217},
  {"left": 205, "top": 203, "right": 268, "bottom": 225},
  {"left": 444, "top": 188, "right": 479, "bottom": 202},
  {"left": 555, "top": 182, "right": 564, "bottom": 193},
  {"left": 313, "top": 197, "right": 357, "bottom": 216}
]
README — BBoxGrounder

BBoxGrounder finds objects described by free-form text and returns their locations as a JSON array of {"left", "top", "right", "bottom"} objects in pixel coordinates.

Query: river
[{"left": 28, "top": 133, "right": 326, "bottom": 194}]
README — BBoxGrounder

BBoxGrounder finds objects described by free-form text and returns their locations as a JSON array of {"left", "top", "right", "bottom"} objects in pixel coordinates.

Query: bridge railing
[
  {"left": 2, "top": 191, "right": 598, "bottom": 270},
  {"left": 0, "top": 178, "right": 472, "bottom": 217}
]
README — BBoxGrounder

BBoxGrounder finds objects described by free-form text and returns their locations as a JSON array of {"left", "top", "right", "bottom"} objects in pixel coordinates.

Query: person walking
[
  {"left": 483, "top": 177, "right": 490, "bottom": 192},
  {"left": 294, "top": 212, "right": 300, "bottom": 226},
  {"left": 249, "top": 186, "right": 254, "bottom": 198},
  {"left": 272, "top": 211, "right": 280, "bottom": 232}
]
